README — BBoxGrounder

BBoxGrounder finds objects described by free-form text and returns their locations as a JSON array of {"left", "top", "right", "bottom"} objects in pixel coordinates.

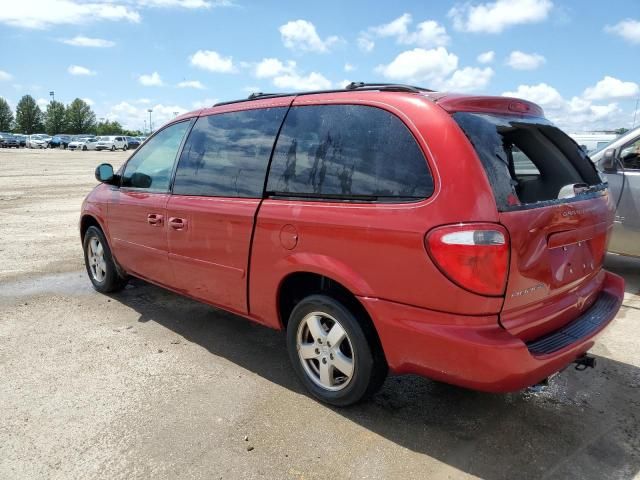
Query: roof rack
[{"left": 213, "top": 82, "right": 435, "bottom": 107}]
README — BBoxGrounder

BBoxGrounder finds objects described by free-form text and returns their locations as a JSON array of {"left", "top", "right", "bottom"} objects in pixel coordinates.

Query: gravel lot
[{"left": 1, "top": 148, "right": 639, "bottom": 480}]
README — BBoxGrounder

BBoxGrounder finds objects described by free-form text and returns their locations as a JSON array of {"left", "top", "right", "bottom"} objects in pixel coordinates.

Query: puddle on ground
[{"left": 0, "top": 270, "right": 94, "bottom": 297}]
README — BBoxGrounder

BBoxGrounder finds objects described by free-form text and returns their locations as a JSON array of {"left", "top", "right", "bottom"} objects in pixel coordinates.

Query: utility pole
[
  {"left": 147, "top": 109, "right": 153, "bottom": 133},
  {"left": 49, "top": 91, "right": 55, "bottom": 103}
]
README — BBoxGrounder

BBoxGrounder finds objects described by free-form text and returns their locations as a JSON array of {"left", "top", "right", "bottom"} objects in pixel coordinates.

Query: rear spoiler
[{"left": 433, "top": 95, "right": 544, "bottom": 117}]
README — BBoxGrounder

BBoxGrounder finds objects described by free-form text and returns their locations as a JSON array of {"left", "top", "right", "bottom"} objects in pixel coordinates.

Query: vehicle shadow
[{"left": 116, "top": 278, "right": 640, "bottom": 480}]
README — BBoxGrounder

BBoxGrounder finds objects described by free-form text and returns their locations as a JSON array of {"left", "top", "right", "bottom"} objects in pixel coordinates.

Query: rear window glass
[
  {"left": 266, "top": 104, "right": 433, "bottom": 202},
  {"left": 453, "top": 113, "right": 602, "bottom": 211}
]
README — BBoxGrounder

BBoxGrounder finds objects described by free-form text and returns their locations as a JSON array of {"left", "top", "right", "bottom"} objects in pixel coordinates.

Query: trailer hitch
[{"left": 573, "top": 354, "right": 596, "bottom": 371}]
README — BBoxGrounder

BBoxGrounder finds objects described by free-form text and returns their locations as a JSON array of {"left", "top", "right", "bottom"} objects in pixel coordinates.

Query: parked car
[
  {"left": 50, "top": 135, "right": 64, "bottom": 148},
  {"left": 80, "top": 83, "right": 624, "bottom": 406},
  {"left": 13, "top": 134, "right": 27, "bottom": 147},
  {"left": 68, "top": 136, "right": 91, "bottom": 150},
  {"left": 95, "top": 136, "right": 128, "bottom": 151},
  {"left": 0, "top": 133, "right": 20, "bottom": 148},
  {"left": 50, "top": 134, "right": 72, "bottom": 149},
  {"left": 82, "top": 138, "right": 100, "bottom": 151},
  {"left": 591, "top": 126, "right": 640, "bottom": 258},
  {"left": 568, "top": 132, "right": 619, "bottom": 154},
  {"left": 26, "top": 134, "right": 49, "bottom": 149},
  {"left": 125, "top": 136, "right": 141, "bottom": 149}
]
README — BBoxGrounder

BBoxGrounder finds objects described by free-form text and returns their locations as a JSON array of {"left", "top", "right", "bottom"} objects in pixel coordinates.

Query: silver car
[{"left": 591, "top": 126, "right": 640, "bottom": 257}]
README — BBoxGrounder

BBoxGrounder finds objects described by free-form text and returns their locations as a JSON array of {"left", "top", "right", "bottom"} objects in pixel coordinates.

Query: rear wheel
[
  {"left": 111, "top": 145, "right": 115, "bottom": 151},
  {"left": 123, "top": 144, "right": 128, "bottom": 151},
  {"left": 286, "top": 294, "right": 386, "bottom": 406},
  {"left": 83, "top": 226, "right": 127, "bottom": 293},
  {"left": 82, "top": 145, "right": 87, "bottom": 151}
]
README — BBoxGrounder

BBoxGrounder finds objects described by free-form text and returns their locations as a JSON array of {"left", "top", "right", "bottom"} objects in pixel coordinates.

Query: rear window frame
[{"left": 452, "top": 111, "right": 607, "bottom": 213}]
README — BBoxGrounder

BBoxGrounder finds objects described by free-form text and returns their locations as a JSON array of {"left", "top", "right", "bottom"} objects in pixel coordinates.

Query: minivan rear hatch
[{"left": 452, "top": 110, "right": 614, "bottom": 341}]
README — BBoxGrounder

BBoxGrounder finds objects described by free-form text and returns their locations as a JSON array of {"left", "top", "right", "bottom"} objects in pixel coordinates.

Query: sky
[{"left": 0, "top": 0, "right": 639, "bottom": 133}]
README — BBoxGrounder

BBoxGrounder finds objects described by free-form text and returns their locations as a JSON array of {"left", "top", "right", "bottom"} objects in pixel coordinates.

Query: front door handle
[
  {"left": 169, "top": 217, "right": 187, "bottom": 230},
  {"left": 147, "top": 213, "right": 164, "bottom": 226}
]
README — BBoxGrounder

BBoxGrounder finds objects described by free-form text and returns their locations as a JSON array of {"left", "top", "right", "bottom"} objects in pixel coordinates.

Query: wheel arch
[{"left": 276, "top": 271, "right": 387, "bottom": 367}]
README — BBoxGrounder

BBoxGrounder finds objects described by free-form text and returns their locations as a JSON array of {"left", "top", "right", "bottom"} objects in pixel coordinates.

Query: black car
[
  {"left": 50, "top": 135, "right": 72, "bottom": 149},
  {"left": 125, "top": 136, "right": 141, "bottom": 149},
  {"left": 14, "top": 134, "right": 27, "bottom": 147},
  {"left": 0, "top": 133, "right": 20, "bottom": 148}
]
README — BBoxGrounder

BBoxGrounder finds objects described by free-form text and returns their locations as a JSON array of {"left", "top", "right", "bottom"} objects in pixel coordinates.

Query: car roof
[{"left": 177, "top": 82, "right": 545, "bottom": 124}]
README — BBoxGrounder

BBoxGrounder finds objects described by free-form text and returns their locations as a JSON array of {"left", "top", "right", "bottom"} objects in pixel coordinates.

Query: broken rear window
[{"left": 452, "top": 113, "right": 603, "bottom": 211}]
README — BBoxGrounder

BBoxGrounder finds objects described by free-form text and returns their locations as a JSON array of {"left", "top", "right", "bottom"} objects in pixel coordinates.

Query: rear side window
[
  {"left": 266, "top": 105, "right": 433, "bottom": 201},
  {"left": 173, "top": 107, "right": 287, "bottom": 198},
  {"left": 453, "top": 112, "right": 602, "bottom": 211}
]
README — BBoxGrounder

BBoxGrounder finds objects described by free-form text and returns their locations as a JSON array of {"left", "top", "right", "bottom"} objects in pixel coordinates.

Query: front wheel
[
  {"left": 82, "top": 145, "right": 87, "bottom": 151},
  {"left": 83, "top": 226, "right": 127, "bottom": 293},
  {"left": 286, "top": 294, "right": 387, "bottom": 406},
  {"left": 123, "top": 145, "right": 128, "bottom": 151},
  {"left": 111, "top": 145, "right": 115, "bottom": 151}
]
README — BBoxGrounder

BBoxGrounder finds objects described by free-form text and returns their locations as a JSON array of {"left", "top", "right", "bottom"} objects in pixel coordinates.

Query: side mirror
[
  {"left": 95, "top": 163, "right": 114, "bottom": 183},
  {"left": 601, "top": 148, "right": 617, "bottom": 173}
]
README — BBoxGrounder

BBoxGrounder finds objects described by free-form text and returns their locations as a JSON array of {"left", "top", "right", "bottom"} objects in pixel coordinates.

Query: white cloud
[
  {"left": 375, "top": 47, "right": 459, "bottom": 84},
  {"left": 68, "top": 65, "right": 96, "bottom": 76},
  {"left": 254, "top": 58, "right": 296, "bottom": 78},
  {"left": 136, "top": 0, "right": 230, "bottom": 7},
  {"left": 61, "top": 35, "right": 115, "bottom": 47},
  {"left": 189, "top": 50, "right": 235, "bottom": 73},
  {"left": 583, "top": 76, "right": 640, "bottom": 101},
  {"left": 502, "top": 83, "right": 625, "bottom": 130},
  {"left": 344, "top": 63, "right": 355, "bottom": 72},
  {"left": 449, "top": 0, "right": 553, "bottom": 34},
  {"left": 252, "top": 57, "right": 332, "bottom": 92},
  {"left": 605, "top": 19, "right": 640, "bottom": 44},
  {"left": 177, "top": 80, "right": 205, "bottom": 89},
  {"left": 445, "top": 67, "right": 494, "bottom": 92},
  {"left": 273, "top": 72, "right": 332, "bottom": 91},
  {"left": 36, "top": 98, "right": 49, "bottom": 109},
  {"left": 357, "top": 35, "right": 375, "bottom": 52},
  {"left": 191, "top": 98, "right": 219, "bottom": 108},
  {"left": 371, "top": 14, "right": 450, "bottom": 47},
  {"left": 0, "top": 70, "right": 12, "bottom": 81},
  {"left": 138, "top": 72, "right": 163, "bottom": 86},
  {"left": 506, "top": 51, "right": 546, "bottom": 70},
  {"left": 337, "top": 79, "right": 352, "bottom": 89},
  {"left": 279, "top": 19, "right": 340, "bottom": 53},
  {"left": 477, "top": 50, "right": 495, "bottom": 64},
  {"left": 105, "top": 101, "right": 188, "bottom": 130},
  {"left": 0, "top": 0, "right": 141, "bottom": 29},
  {"left": 82, "top": 98, "right": 95, "bottom": 106}
]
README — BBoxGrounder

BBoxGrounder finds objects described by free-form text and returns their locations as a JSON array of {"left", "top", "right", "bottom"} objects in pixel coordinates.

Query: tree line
[{"left": 0, "top": 95, "right": 142, "bottom": 136}]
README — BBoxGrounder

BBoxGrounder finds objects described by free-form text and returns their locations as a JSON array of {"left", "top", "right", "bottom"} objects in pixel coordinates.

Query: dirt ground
[{"left": 1, "top": 148, "right": 639, "bottom": 480}]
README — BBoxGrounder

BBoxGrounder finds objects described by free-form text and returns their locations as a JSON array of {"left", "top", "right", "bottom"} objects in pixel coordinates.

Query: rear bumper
[{"left": 360, "top": 271, "right": 624, "bottom": 392}]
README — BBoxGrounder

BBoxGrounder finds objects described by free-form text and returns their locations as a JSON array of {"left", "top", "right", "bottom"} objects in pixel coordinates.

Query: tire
[
  {"left": 111, "top": 145, "right": 115, "bottom": 151},
  {"left": 286, "top": 294, "right": 387, "bottom": 406},
  {"left": 82, "top": 145, "right": 87, "bottom": 151},
  {"left": 83, "top": 226, "right": 127, "bottom": 293}
]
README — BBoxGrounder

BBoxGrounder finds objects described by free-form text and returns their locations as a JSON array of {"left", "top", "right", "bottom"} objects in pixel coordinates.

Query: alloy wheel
[
  {"left": 296, "top": 311, "right": 355, "bottom": 391},
  {"left": 87, "top": 237, "right": 107, "bottom": 283}
]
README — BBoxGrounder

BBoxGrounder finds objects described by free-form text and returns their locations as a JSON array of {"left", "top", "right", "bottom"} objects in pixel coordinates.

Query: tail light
[{"left": 425, "top": 223, "right": 509, "bottom": 296}]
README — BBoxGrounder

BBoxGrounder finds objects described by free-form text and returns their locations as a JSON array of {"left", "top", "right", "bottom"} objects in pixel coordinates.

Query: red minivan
[{"left": 80, "top": 83, "right": 624, "bottom": 406}]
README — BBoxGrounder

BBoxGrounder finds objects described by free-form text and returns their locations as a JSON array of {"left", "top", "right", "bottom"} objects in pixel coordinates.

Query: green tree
[
  {"left": 614, "top": 127, "right": 629, "bottom": 135},
  {"left": 0, "top": 97, "right": 13, "bottom": 131},
  {"left": 44, "top": 101, "right": 66, "bottom": 135},
  {"left": 95, "top": 120, "right": 124, "bottom": 135},
  {"left": 65, "top": 98, "right": 96, "bottom": 134},
  {"left": 15, "top": 95, "right": 44, "bottom": 134}
]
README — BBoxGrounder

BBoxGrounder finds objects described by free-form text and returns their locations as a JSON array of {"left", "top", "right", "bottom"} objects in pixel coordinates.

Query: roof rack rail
[{"left": 213, "top": 82, "right": 435, "bottom": 107}]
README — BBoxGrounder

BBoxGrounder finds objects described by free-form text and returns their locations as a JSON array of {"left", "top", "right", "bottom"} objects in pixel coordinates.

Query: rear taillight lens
[{"left": 425, "top": 223, "right": 509, "bottom": 296}]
